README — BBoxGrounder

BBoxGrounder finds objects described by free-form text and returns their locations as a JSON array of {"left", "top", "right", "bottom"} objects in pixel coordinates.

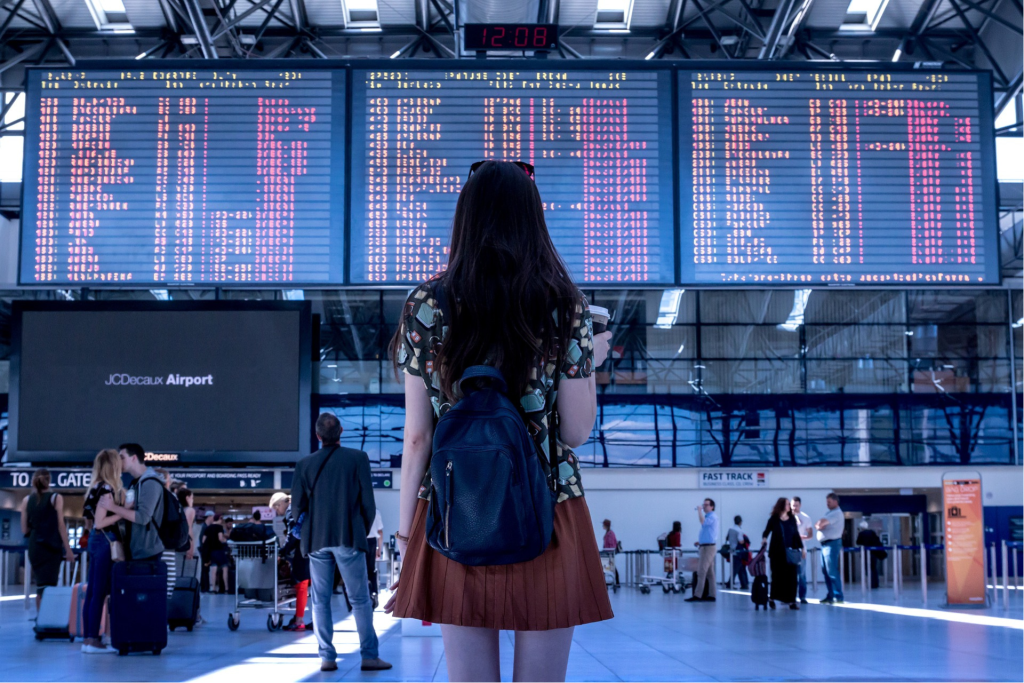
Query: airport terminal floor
[{"left": 1, "top": 587, "right": 1021, "bottom": 682}]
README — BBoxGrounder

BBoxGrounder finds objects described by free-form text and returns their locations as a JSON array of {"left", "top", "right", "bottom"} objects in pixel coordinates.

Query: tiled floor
[{"left": 0, "top": 585, "right": 1020, "bottom": 682}]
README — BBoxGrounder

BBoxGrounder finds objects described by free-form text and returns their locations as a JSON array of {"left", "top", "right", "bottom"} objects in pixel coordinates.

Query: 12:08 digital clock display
[{"left": 463, "top": 24, "right": 558, "bottom": 51}]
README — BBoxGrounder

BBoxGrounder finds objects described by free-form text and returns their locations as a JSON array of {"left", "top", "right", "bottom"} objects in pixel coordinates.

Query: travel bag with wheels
[
  {"left": 168, "top": 559, "right": 200, "bottom": 631},
  {"left": 109, "top": 560, "right": 168, "bottom": 655},
  {"left": 34, "top": 560, "right": 77, "bottom": 641},
  {"left": 751, "top": 575, "right": 770, "bottom": 610},
  {"left": 69, "top": 581, "right": 88, "bottom": 640}
]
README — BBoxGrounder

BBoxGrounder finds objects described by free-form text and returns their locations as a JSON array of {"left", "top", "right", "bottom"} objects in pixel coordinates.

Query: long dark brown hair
[
  {"left": 771, "top": 497, "right": 790, "bottom": 518},
  {"left": 390, "top": 161, "right": 578, "bottom": 400}
]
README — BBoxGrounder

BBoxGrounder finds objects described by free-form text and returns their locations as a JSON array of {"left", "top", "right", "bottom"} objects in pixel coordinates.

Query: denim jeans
[
  {"left": 83, "top": 531, "right": 113, "bottom": 640},
  {"left": 731, "top": 552, "right": 749, "bottom": 589},
  {"left": 796, "top": 554, "right": 807, "bottom": 600},
  {"left": 309, "top": 546, "right": 379, "bottom": 662},
  {"left": 820, "top": 539, "right": 844, "bottom": 602}
]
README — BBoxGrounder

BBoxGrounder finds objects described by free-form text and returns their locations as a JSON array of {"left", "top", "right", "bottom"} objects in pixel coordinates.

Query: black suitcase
[
  {"left": 110, "top": 561, "right": 168, "bottom": 655},
  {"left": 751, "top": 575, "right": 770, "bottom": 610},
  {"left": 168, "top": 576, "right": 200, "bottom": 631}
]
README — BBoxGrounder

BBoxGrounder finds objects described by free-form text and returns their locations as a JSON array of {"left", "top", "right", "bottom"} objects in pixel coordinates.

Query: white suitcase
[{"left": 33, "top": 559, "right": 77, "bottom": 641}]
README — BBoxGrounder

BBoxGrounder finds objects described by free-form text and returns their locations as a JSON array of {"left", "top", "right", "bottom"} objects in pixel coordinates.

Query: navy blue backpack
[{"left": 426, "top": 364, "right": 558, "bottom": 566}]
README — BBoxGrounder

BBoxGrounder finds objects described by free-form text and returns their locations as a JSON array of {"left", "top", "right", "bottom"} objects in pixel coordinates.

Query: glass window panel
[
  {"left": 806, "top": 359, "right": 908, "bottom": 393},
  {"left": 645, "top": 360, "right": 700, "bottom": 394},
  {"left": 907, "top": 290, "right": 1008, "bottom": 324},
  {"left": 903, "top": 403, "right": 1013, "bottom": 465},
  {"left": 700, "top": 325, "right": 800, "bottom": 359},
  {"left": 698, "top": 291, "right": 796, "bottom": 324},
  {"left": 645, "top": 326, "right": 696, "bottom": 360},
  {"left": 591, "top": 290, "right": 697, "bottom": 325},
  {"left": 804, "top": 290, "right": 906, "bottom": 324},
  {"left": 806, "top": 324, "right": 905, "bottom": 358},
  {"left": 701, "top": 360, "right": 801, "bottom": 394},
  {"left": 318, "top": 360, "right": 382, "bottom": 394},
  {"left": 0, "top": 360, "right": 8, "bottom": 393}
]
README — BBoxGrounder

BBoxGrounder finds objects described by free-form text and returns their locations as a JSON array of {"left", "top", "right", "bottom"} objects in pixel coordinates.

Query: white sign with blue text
[{"left": 699, "top": 471, "right": 769, "bottom": 488}]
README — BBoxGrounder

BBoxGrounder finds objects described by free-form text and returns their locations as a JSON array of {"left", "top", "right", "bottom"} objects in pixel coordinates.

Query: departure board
[
  {"left": 679, "top": 69, "right": 998, "bottom": 285},
  {"left": 20, "top": 68, "right": 345, "bottom": 285},
  {"left": 349, "top": 69, "right": 675, "bottom": 284}
]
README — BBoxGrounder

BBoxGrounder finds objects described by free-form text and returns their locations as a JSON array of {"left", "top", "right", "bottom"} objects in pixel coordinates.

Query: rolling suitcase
[
  {"left": 110, "top": 560, "right": 168, "bottom": 656},
  {"left": 69, "top": 582, "right": 88, "bottom": 640},
  {"left": 168, "top": 559, "right": 201, "bottom": 632},
  {"left": 748, "top": 546, "right": 770, "bottom": 610},
  {"left": 34, "top": 560, "right": 78, "bottom": 642}
]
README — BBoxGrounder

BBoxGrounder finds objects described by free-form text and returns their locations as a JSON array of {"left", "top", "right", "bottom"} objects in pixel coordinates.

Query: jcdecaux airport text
[{"left": 105, "top": 373, "right": 214, "bottom": 387}]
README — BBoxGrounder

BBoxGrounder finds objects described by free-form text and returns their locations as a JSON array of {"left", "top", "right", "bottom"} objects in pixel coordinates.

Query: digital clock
[{"left": 463, "top": 24, "right": 559, "bottom": 51}]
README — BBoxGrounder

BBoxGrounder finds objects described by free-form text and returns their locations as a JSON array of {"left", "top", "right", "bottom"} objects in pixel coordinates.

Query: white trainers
[{"left": 81, "top": 644, "right": 117, "bottom": 654}]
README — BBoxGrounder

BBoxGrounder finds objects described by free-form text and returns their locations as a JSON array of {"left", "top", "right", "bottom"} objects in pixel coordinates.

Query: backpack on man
[{"left": 138, "top": 475, "right": 190, "bottom": 554}]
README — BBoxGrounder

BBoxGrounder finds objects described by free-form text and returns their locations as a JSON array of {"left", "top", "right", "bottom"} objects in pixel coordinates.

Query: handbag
[
  {"left": 103, "top": 529, "right": 125, "bottom": 562},
  {"left": 785, "top": 548, "right": 802, "bottom": 565}
]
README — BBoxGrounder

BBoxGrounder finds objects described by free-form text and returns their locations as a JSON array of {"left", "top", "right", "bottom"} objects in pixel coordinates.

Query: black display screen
[
  {"left": 20, "top": 68, "right": 345, "bottom": 285},
  {"left": 9, "top": 302, "right": 311, "bottom": 464},
  {"left": 463, "top": 24, "right": 559, "bottom": 51},
  {"left": 350, "top": 68, "right": 676, "bottom": 284},
  {"left": 679, "top": 69, "right": 998, "bottom": 285}
]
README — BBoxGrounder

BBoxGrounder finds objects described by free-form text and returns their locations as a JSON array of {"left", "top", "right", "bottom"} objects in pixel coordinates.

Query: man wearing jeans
[
  {"left": 815, "top": 492, "right": 845, "bottom": 605},
  {"left": 293, "top": 413, "right": 392, "bottom": 673},
  {"left": 685, "top": 498, "right": 720, "bottom": 602},
  {"left": 792, "top": 497, "right": 814, "bottom": 604}
]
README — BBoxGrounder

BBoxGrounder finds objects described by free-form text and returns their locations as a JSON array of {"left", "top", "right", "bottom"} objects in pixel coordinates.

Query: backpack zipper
[{"left": 444, "top": 461, "right": 453, "bottom": 549}]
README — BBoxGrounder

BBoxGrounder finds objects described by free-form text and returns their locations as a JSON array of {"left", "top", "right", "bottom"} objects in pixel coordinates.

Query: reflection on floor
[{"left": 0, "top": 587, "right": 1021, "bottom": 682}]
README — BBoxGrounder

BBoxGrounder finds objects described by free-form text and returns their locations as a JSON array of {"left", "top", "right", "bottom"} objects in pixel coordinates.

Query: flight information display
[
  {"left": 20, "top": 68, "right": 345, "bottom": 285},
  {"left": 679, "top": 69, "right": 998, "bottom": 285},
  {"left": 349, "top": 68, "right": 675, "bottom": 284}
]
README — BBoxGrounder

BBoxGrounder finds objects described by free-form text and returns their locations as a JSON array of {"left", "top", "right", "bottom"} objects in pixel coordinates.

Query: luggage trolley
[
  {"left": 226, "top": 538, "right": 285, "bottom": 632},
  {"left": 639, "top": 548, "right": 697, "bottom": 594},
  {"left": 600, "top": 550, "right": 619, "bottom": 593}
]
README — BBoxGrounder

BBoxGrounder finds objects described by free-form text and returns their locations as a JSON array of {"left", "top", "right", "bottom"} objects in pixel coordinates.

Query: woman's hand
[
  {"left": 383, "top": 580, "right": 400, "bottom": 614},
  {"left": 97, "top": 494, "right": 113, "bottom": 511},
  {"left": 593, "top": 331, "right": 612, "bottom": 367}
]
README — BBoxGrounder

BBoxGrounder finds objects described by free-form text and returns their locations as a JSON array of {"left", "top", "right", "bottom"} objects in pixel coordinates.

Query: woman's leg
[
  {"left": 513, "top": 627, "right": 574, "bottom": 683},
  {"left": 294, "top": 580, "right": 308, "bottom": 623},
  {"left": 209, "top": 565, "right": 218, "bottom": 592},
  {"left": 221, "top": 566, "right": 229, "bottom": 593},
  {"left": 83, "top": 536, "right": 112, "bottom": 646},
  {"left": 441, "top": 625, "right": 501, "bottom": 683}
]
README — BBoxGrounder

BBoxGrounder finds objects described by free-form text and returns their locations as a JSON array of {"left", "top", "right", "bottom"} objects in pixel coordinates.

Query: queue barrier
[{"left": 991, "top": 541, "right": 1022, "bottom": 609}]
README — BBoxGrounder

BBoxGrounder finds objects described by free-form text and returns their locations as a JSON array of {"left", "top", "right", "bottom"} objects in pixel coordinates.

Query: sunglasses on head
[{"left": 468, "top": 160, "right": 535, "bottom": 179}]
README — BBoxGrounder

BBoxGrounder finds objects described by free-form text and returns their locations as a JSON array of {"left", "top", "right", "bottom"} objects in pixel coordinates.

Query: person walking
[
  {"left": 726, "top": 516, "right": 749, "bottom": 590},
  {"left": 176, "top": 488, "right": 203, "bottom": 623},
  {"left": 791, "top": 497, "right": 814, "bottom": 604},
  {"left": 292, "top": 413, "right": 390, "bottom": 673},
  {"left": 685, "top": 498, "right": 719, "bottom": 603},
  {"left": 762, "top": 498, "right": 804, "bottom": 610},
  {"left": 385, "top": 161, "right": 614, "bottom": 683},
  {"left": 815, "top": 492, "right": 845, "bottom": 604},
  {"left": 19, "top": 468, "right": 76, "bottom": 611},
  {"left": 856, "top": 521, "right": 885, "bottom": 589},
  {"left": 80, "top": 449, "right": 125, "bottom": 653},
  {"left": 201, "top": 515, "right": 229, "bottom": 593}
]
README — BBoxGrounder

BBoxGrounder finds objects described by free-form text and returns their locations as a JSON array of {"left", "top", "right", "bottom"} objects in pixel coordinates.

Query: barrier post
[
  {"left": 839, "top": 546, "right": 845, "bottom": 596},
  {"left": 920, "top": 545, "right": 927, "bottom": 604},
  {"left": 892, "top": 546, "right": 899, "bottom": 601},
  {"left": 860, "top": 547, "right": 867, "bottom": 597},
  {"left": 1002, "top": 541, "right": 1009, "bottom": 609},
  {"left": 811, "top": 548, "right": 818, "bottom": 593},
  {"left": 24, "top": 552, "right": 31, "bottom": 610},
  {"left": 989, "top": 543, "right": 997, "bottom": 602},
  {"left": 1013, "top": 545, "right": 1019, "bottom": 588},
  {"left": 0, "top": 549, "right": 5, "bottom": 597}
]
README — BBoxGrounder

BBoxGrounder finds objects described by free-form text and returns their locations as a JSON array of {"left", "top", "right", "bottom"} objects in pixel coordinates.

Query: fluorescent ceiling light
[
  {"left": 595, "top": 0, "right": 634, "bottom": 29},
  {"left": 891, "top": 48, "right": 901, "bottom": 61},
  {"left": 85, "top": 0, "right": 133, "bottom": 29},
  {"left": 0, "top": 134, "right": 24, "bottom": 183},
  {"left": 390, "top": 50, "right": 402, "bottom": 59},
  {"left": 1012, "top": 317, "right": 1024, "bottom": 329},
  {"left": 997, "top": 137, "right": 1024, "bottom": 182},
  {"left": 778, "top": 289, "right": 812, "bottom": 332},
  {"left": 150, "top": 289, "right": 170, "bottom": 301},
  {"left": 655, "top": 289, "right": 685, "bottom": 329},
  {"left": 343, "top": 0, "right": 380, "bottom": 26},
  {"left": 842, "top": 0, "right": 891, "bottom": 31}
]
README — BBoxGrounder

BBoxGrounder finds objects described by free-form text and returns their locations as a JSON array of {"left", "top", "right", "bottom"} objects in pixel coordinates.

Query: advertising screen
[{"left": 9, "top": 302, "right": 311, "bottom": 464}]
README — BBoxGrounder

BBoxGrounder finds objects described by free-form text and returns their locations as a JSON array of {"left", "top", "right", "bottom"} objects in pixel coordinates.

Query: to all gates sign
[
  {"left": 942, "top": 476, "right": 987, "bottom": 605},
  {"left": 2, "top": 469, "right": 93, "bottom": 490},
  {"left": 699, "top": 470, "right": 769, "bottom": 488}
]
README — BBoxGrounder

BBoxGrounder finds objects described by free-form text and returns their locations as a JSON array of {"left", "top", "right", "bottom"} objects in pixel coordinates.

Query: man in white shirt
[
  {"left": 791, "top": 497, "right": 814, "bottom": 604},
  {"left": 814, "top": 492, "right": 845, "bottom": 604}
]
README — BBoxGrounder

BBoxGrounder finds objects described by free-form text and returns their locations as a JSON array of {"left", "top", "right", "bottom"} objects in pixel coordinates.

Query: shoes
[
  {"left": 683, "top": 596, "right": 704, "bottom": 602},
  {"left": 834, "top": 599, "right": 845, "bottom": 605},
  {"left": 283, "top": 619, "right": 305, "bottom": 632},
  {"left": 361, "top": 658, "right": 393, "bottom": 672},
  {"left": 820, "top": 598, "right": 835, "bottom": 605},
  {"left": 768, "top": 600, "right": 776, "bottom": 610},
  {"left": 789, "top": 603, "right": 800, "bottom": 610},
  {"left": 81, "top": 644, "right": 117, "bottom": 654},
  {"left": 321, "top": 660, "right": 338, "bottom": 672},
  {"left": 800, "top": 598, "right": 808, "bottom": 604},
  {"left": 704, "top": 597, "right": 716, "bottom": 602}
]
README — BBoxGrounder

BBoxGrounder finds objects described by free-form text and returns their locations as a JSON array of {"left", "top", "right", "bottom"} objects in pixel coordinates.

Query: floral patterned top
[{"left": 397, "top": 281, "right": 595, "bottom": 504}]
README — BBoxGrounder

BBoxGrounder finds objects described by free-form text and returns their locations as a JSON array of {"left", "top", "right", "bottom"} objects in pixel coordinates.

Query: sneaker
[
  {"left": 321, "top": 660, "right": 338, "bottom": 672},
  {"left": 820, "top": 598, "right": 834, "bottom": 605},
  {"left": 361, "top": 658, "right": 393, "bottom": 672},
  {"left": 834, "top": 599, "right": 845, "bottom": 605},
  {"left": 683, "top": 596, "right": 704, "bottom": 602},
  {"left": 81, "top": 644, "right": 117, "bottom": 654}
]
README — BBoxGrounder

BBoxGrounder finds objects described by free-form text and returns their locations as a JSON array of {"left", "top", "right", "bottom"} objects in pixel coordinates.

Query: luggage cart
[
  {"left": 226, "top": 538, "right": 284, "bottom": 632},
  {"left": 639, "top": 548, "right": 694, "bottom": 594},
  {"left": 600, "top": 551, "right": 619, "bottom": 593}
]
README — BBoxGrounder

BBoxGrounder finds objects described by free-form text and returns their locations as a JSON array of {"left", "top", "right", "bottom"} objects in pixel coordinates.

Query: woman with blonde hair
[{"left": 80, "top": 449, "right": 125, "bottom": 653}]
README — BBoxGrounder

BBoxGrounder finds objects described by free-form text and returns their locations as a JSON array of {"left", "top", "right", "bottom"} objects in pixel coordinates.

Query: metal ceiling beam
[
  {"left": 0, "top": 42, "right": 47, "bottom": 76},
  {"left": 759, "top": 0, "right": 799, "bottom": 59},
  {"left": 181, "top": 0, "right": 218, "bottom": 58},
  {"left": 210, "top": 0, "right": 278, "bottom": 40},
  {"left": 995, "top": 68, "right": 1023, "bottom": 116},
  {"left": 947, "top": 0, "right": 1008, "bottom": 85}
]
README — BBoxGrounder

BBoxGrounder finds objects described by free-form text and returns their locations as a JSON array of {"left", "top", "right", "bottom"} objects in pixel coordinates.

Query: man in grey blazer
[{"left": 293, "top": 412, "right": 392, "bottom": 673}]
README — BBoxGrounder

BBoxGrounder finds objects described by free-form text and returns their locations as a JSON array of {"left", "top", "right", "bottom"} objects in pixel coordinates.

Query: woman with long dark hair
[
  {"left": 18, "top": 468, "right": 76, "bottom": 611},
  {"left": 385, "top": 161, "right": 614, "bottom": 682},
  {"left": 761, "top": 497, "right": 804, "bottom": 610}
]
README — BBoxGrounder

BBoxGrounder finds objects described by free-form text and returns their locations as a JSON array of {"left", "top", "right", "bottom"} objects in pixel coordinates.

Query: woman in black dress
[
  {"left": 18, "top": 468, "right": 76, "bottom": 611},
  {"left": 761, "top": 497, "right": 804, "bottom": 610}
]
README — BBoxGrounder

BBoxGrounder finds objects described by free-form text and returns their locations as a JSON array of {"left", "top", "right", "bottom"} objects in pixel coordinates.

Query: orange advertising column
[{"left": 942, "top": 475, "right": 987, "bottom": 606}]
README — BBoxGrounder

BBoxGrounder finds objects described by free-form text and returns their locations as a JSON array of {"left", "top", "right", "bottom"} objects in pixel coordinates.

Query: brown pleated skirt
[{"left": 392, "top": 496, "right": 614, "bottom": 631}]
